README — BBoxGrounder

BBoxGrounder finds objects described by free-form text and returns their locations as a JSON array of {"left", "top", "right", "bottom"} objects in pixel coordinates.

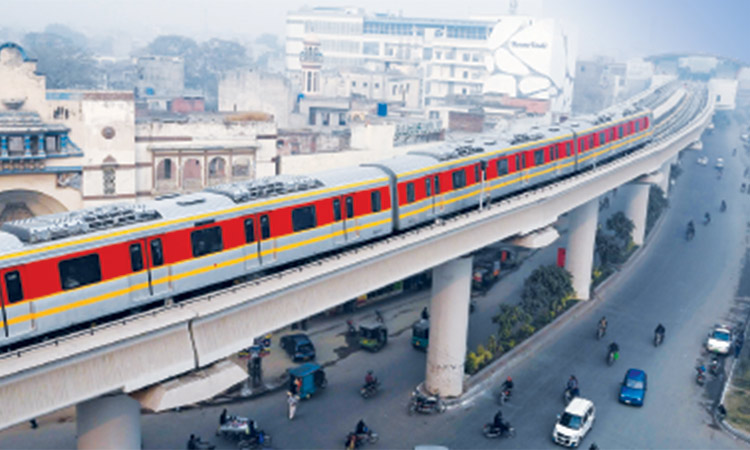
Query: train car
[{"left": 0, "top": 169, "right": 391, "bottom": 346}]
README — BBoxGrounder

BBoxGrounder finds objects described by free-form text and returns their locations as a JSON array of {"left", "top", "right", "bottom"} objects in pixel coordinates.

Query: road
[{"left": 0, "top": 116, "right": 745, "bottom": 449}]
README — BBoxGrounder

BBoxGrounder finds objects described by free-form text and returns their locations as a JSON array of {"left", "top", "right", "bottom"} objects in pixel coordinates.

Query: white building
[{"left": 285, "top": 7, "right": 576, "bottom": 114}]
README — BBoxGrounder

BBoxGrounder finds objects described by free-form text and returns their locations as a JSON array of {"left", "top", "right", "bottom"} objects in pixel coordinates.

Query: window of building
[
  {"left": 8, "top": 137, "right": 23, "bottom": 154},
  {"left": 103, "top": 167, "right": 116, "bottom": 195},
  {"left": 463, "top": 53, "right": 470, "bottom": 62},
  {"left": 260, "top": 215, "right": 271, "bottom": 239},
  {"left": 363, "top": 42, "right": 379, "bottom": 55},
  {"left": 322, "top": 112, "right": 330, "bottom": 126},
  {"left": 452, "top": 170, "right": 466, "bottom": 189},
  {"left": 435, "top": 51, "right": 442, "bottom": 60},
  {"left": 363, "top": 82, "right": 368, "bottom": 87},
  {"left": 346, "top": 197, "right": 354, "bottom": 218},
  {"left": 292, "top": 205, "right": 317, "bottom": 232},
  {"left": 191, "top": 226, "right": 223, "bottom": 258},
  {"left": 333, "top": 198, "right": 342, "bottom": 221},
  {"left": 244, "top": 218, "right": 255, "bottom": 243},
  {"left": 423, "top": 48, "right": 433, "bottom": 60},
  {"left": 371, "top": 191, "right": 382, "bottom": 212},
  {"left": 472, "top": 53, "right": 480, "bottom": 62},
  {"left": 59, "top": 254, "right": 101, "bottom": 290},
  {"left": 338, "top": 113, "right": 346, "bottom": 126},
  {"left": 129, "top": 243, "right": 144, "bottom": 272},
  {"left": 374, "top": 83, "right": 380, "bottom": 89},
  {"left": 497, "top": 158, "right": 509, "bottom": 176},
  {"left": 352, "top": 81, "right": 357, "bottom": 88},
  {"left": 158, "top": 159, "right": 172, "bottom": 180},
  {"left": 534, "top": 149, "right": 545, "bottom": 166},
  {"left": 150, "top": 239, "right": 163, "bottom": 266},
  {"left": 461, "top": 88, "right": 467, "bottom": 95},
  {"left": 4, "top": 270, "right": 23, "bottom": 303},
  {"left": 45, "top": 136, "right": 57, "bottom": 153},
  {"left": 463, "top": 71, "right": 468, "bottom": 79},
  {"left": 392, "top": 85, "right": 398, "bottom": 95},
  {"left": 406, "top": 183, "right": 415, "bottom": 203},
  {"left": 425, "top": 178, "right": 432, "bottom": 197}
]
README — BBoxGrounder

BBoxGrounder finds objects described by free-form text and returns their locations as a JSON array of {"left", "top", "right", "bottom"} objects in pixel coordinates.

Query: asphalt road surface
[{"left": 1, "top": 118, "right": 746, "bottom": 449}]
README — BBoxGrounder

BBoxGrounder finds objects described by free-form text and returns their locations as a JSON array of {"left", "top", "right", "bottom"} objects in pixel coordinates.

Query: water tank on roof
[{"left": 377, "top": 103, "right": 388, "bottom": 117}]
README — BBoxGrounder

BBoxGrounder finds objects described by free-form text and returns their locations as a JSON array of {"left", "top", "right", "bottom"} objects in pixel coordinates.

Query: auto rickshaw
[
  {"left": 359, "top": 321, "right": 388, "bottom": 352},
  {"left": 411, "top": 319, "right": 429, "bottom": 350},
  {"left": 288, "top": 362, "right": 327, "bottom": 399}
]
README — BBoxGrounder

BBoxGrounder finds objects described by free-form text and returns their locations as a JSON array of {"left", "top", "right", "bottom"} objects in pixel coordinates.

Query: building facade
[
  {"left": 0, "top": 42, "right": 139, "bottom": 221},
  {"left": 285, "top": 7, "right": 576, "bottom": 115}
]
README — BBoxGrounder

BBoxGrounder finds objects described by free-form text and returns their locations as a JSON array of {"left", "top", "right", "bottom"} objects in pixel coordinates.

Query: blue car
[{"left": 619, "top": 368, "right": 647, "bottom": 406}]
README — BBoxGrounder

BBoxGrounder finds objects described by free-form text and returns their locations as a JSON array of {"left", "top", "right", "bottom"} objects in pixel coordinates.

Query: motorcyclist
[
  {"left": 355, "top": 419, "right": 368, "bottom": 435},
  {"left": 187, "top": 434, "right": 198, "bottom": 450},
  {"left": 567, "top": 375, "right": 579, "bottom": 397},
  {"left": 687, "top": 220, "right": 695, "bottom": 232},
  {"left": 365, "top": 370, "right": 376, "bottom": 388},
  {"left": 219, "top": 408, "right": 228, "bottom": 426},
  {"left": 493, "top": 410, "right": 504, "bottom": 431},
  {"left": 501, "top": 376, "right": 514, "bottom": 392},
  {"left": 598, "top": 316, "right": 607, "bottom": 333},
  {"left": 721, "top": 200, "right": 727, "bottom": 212},
  {"left": 609, "top": 342, "right": 620, "bottom": 360},
  {"left": 705, "top": 212, "right": 711, "bottom": 224},
  {"left": 655, "top": 323, "right": 666, "bottom": 339}
]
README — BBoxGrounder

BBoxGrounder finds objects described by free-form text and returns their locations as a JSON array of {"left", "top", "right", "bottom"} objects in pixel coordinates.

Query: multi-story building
[{"left": 285, "top": 7, "right": 576, "bottom": 115}]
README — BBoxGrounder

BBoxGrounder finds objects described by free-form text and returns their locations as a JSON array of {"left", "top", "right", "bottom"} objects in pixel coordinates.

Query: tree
[
  {"left": 22, "top": 32, "right": 100, "bottom": 89},
  {"left": 646, "top": 185, "right": 668, "bottom": 235},
  {"left": 520, "top": 265, "right": 574, "bottom": 315},
  {"left": 595, "top": 229, "right": 623, "bottom": 267},
  {"left": 256, "top": 33, "right": 281, "bottom": 50},
  {"left": 606, "top": 211, "right": 634, "bottom": 246}
]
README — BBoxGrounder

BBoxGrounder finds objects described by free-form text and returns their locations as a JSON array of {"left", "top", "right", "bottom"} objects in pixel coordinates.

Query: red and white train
[{"left": 0, "top": 107, "right": 652, "bottom": 347}]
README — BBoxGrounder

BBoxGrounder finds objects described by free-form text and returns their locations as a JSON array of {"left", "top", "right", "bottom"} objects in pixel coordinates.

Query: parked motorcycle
[
  {"left": 408, "top": 390, "right": 446, "bottom": 415},
  {"left": 238, "top": 432, "right": 272, "bottom": 450},
  {"left": 345, "top": 430, "right": 379, "bottom": 449},
  {"left": 360, "top": 380, "right": 381, "bottom": 399},
  {"left": 710, "top": 357, "right": 721, "bottom": 377},
  {"left": 482, "top": 422, "right": 515, "bottom": 439}
]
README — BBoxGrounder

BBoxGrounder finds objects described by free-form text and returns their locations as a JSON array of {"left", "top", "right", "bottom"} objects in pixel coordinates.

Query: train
[{"left": 0, "top": 105, "right": 653, "bottom": 348}]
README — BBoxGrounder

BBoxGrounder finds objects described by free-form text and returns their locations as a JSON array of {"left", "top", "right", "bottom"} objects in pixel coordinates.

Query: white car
[
  {"left": 715, "top": 158, "right": 724, "bottom": 169},
  {"left": 553, "top": 397, "right": 595, "bottom": 448},
  {"left": 696, "top": 156, "right": 708, "bottom": 166},
  {"left": 706, "top": 325, "right": 733, "bottom": 354}
]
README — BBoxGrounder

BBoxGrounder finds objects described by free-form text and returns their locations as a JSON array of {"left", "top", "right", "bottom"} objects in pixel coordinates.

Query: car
[
  {"left": 552, "top": 397, "right": 595, "bottom": 448},
  {"left": 696, "top": 156, "right": 708, "bottom": 166},
  {"left": 716, "top": 157, "right": 724, "bottom": 169},
  {"left": 619, "top": 368, "right": 647, "bottom": 406},
  {"left": 707, "top": 325, "right": 733, "bottom": 354},
  {"left": 280, "top": 334, "right": 316, "bottom": 362}
]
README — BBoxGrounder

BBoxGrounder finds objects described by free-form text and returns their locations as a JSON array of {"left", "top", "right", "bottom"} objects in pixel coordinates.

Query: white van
[{"left": 552, "top": 397, "right": 595, "bottom": 447}]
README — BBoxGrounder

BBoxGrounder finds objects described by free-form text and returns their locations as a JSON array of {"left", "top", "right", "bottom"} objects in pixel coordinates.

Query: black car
[{"left": 280, "top": 334, "right": 316, "bottom": 362}]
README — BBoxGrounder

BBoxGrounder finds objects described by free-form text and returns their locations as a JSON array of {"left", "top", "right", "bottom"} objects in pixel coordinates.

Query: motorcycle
[
  {"left": 360, "top": 380, "right": 381, "bottom": 399},
  {"left": 704, "top": 214, "right": 711, "bottom": 225},
  {"left": 346, "top": 319, "right": 357, "bottom": 337},
  {"left": 345, "top": 430, "right": 379, "bottom": 449},
  {"left": 482, "top": 422, "right": 515, "bottom": 439},
  {"left": 596, "top": 324, "right": 606, "bottom": 340},
  {"left": 497, "top": 387, "right": 512, "bottom": 404},
  {"left": 654, "top": 332, "right": 664, "bottom": 347},
  {"left": 606, "top": 349, "right": 618, "bottom": 366},
  {"left": 720, "top": 201, "right": 727, "bottom": 212},
  {"left": 238, "top": 432, "right": 272, "bottom": 450},
  {"left": 408, "top": 390, "right": 446, "bottom": 415},
  {"left": 696, "top": 366, "right": 706, "bottom": 386}
]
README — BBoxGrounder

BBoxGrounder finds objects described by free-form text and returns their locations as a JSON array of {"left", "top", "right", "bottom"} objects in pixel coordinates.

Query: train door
[
  {"left": 243, "top": 216, "right": 262, "bottom": 271},
  {"left": 0, "top": 267, "right": 32, "bottom": 338},
  {"left": 425, "top": 177, "right": 436, "bottom": 215},
  {"left": 258, "top": 213, "right": 276, "bottom": 265},
  {"left": 516, "top": 153, "right": 527, "bottom": 184},
  {"left": 128, "top": 240, "right": 151, "bottom": 302},
  {"left": 343, "top": 195, "right": 359, "bottom": 241},
  {"left": 146, "top": 236, "right": 171, "bottom": 298},
  {"left": 330, "top": 197, "right": 347, "bottom": 246},
  {"left": 434, "top": 174, "right": 445, "bottom": 212}
]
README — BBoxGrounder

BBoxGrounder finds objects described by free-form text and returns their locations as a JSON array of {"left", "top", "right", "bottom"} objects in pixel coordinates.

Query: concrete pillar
[
  {"left": 565, "top": 199, "right": 598, "bottom": 300},
  {"left": 425, "top": 255, "right": 472, "bottom": 397},
  {"left": 657, "top": 162, "right": 671, "bottom": 196},
  {"left": 77, "top": 394, "right": 141, "bottom": 450},
  {"left": 621, "top": 182, "right": 650, "bottom": 246}
]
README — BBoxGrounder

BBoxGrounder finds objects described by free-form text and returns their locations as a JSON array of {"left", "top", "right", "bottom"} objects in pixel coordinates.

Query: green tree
[
  {"left": 646, "top": 185, "right": 668, "bottom": 235},
  {"left": 520, "top": 265, "right": 574, "bottom": 315},
  {"left": 595, "top": 229, "right": 623, "bottom": 267},
  {"left": 606, "top": 211, "right": 634, "bottom": 246},
  {"left": 22, "top": 32, "right": 100, "bottom": 89}
]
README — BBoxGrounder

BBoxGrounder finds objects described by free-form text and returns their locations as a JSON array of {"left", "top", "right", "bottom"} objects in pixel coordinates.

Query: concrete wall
[{"left": 218, "top": 70, "right": 294, "bottom": 127}]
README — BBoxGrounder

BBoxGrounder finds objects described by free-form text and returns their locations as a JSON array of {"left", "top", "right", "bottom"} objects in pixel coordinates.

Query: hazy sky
[{"left": 2, "top": 0, "right": 748, "bottom": 62}]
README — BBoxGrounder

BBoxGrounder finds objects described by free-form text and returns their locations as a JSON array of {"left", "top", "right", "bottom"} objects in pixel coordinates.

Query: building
[
  {"left": 0, "top": 42, "right": 139, "bottom": 220},
  {"left": 218, "top": 69, "right": 295, "bottom": 127},
  {"left": 285, "top": 7, "right": 576, "bottom": 115}
]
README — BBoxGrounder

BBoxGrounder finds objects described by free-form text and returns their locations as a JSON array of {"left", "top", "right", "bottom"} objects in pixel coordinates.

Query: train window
[
  {"left": 534, "top": 149, "right": 544, "bottom": 165},
  {"left": 452, "top": 170, "right": 466, "bottom": 189},
  {"left": 406, "top": 183, "right": 416, "bottom": 203},
  {"left": 371, "top": 191, "right": 382, "bottom": 212},
  {"left": 515, "top": 153, "right": 524, "bottom": 170},
  {"left": 635, "top": 121, "right": 640, "bottom": 132},
  {"left": 292, "top": 205, "right": 317, "bottom": 232},
  {"left": 474, "top": 164, "right": 480, "bottom": 183},
  {"left": 345, "top": 197, "right": 354, "bottom": 219},
  {"left": 599, "top": 132, "right": 606, "bottom": 144},
  {"left": 4, "top": 271, "right": 23, "bottom": 303},
  {"left": 434, "top": 176, "right": 441, "bottom": 195},
  {"left": 425, "top": 178, "right": 432, "bottom": 197},
  {"left": 589, "top": 135, "right": 595, "bottom": 149},
  {"left": 497, "top": 158, "right": 508, "bottom": 176},
  {"left": 566, "top": 142, "right": 572, "bottom": 155},
  {"left": 618, "top": 126, "right": 623, "bottom": 138},
  {"left": 191, "top": 226, "right": 223, "bottom": 257},
  {"left": 129, "top": 243, "right": 144, "bottom": 272},
  {"left": 244, "top": 218, "right": 255, "bottom": 243},
  {"left": 59, "top": 254, "right": 102, "bottom": 291},
  {"left": 261, "top": 214, "right": 271, "bottom": 239},
  {"left": 333, "top": 199, "right": 342, "bottom": 221},
  {"left": 150, "top": 239, "right": 164, "bottom": 266},
  {"left": 553, "top": 145, "right": 559, "bottom": 160}
]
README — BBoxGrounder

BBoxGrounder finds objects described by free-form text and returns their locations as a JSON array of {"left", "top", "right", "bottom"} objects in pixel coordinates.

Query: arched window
[
  {"left": 182, "top": 159, "right": 202, "bottom": 190},
  {"left": 103, "top": 167, "right": 116, "bottom": 195},
  {"left": 232, "top": 157, "right": 252, "bottom": 180},
  {"left": 156, "top": 159, "right": 173, "bottom": 180},
  {"left": 208, "top": 157, "right": 227, "bottom": 185}
]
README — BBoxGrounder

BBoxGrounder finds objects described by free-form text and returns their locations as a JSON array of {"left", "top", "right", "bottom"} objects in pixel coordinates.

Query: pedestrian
[
  {"left": 421, "top": 306, "right": 429, "bottom": 320},
  {"left": 29, "top": 419, "right": 37, "bottom": 429},
  {"left": 287, "top": 391, "right": 299, "bottom": 420},
  {"left": 375, "top": 310, "right": 384, "bottom": 324}
]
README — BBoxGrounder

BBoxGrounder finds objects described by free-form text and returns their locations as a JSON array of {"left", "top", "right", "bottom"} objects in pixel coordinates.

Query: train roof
[{"left": 366, "top": 154, "right": 438, "bottom": 175}]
